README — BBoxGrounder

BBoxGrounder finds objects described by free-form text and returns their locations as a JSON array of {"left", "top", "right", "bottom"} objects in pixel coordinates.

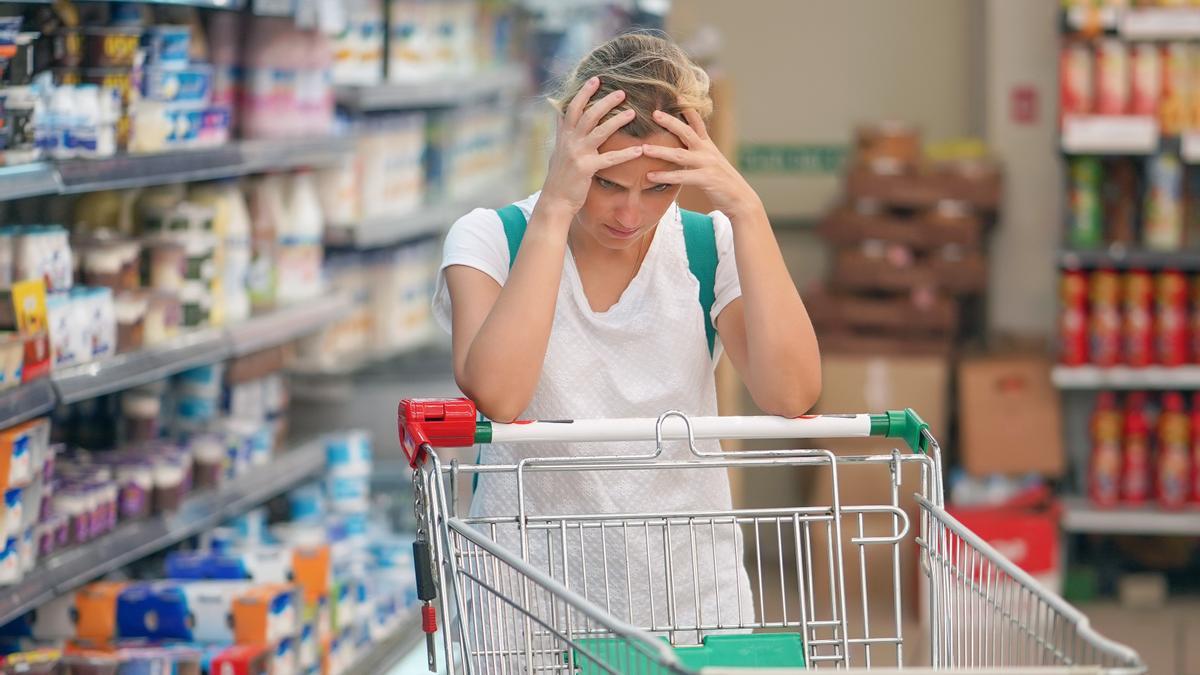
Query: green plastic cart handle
[{"left": 869, "top": 408, "right": 931, "bottom": 454}]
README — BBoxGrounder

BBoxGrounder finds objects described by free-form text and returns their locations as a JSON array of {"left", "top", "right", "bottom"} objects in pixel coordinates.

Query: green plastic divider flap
[
  {"left": 572, "top": 633, "right": 805, "bottom": 674},
  {"left": 869, "top": 408, "right": 931, "bottom": 454}
]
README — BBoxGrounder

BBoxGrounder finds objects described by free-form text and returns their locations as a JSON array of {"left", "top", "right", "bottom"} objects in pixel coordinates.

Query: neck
[{"left": 568, "top": 219, "right": 649, "bottom": 267}]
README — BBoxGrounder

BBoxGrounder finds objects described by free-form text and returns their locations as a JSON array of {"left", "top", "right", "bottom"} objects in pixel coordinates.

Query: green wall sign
[{"left": 738, "top": 144, "right": 849, "bottom": 174}]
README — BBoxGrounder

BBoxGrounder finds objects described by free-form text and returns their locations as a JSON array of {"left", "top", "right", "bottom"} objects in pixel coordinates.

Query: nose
[{"left": 614, "top": 190, "right": 641, "bottom": 229}]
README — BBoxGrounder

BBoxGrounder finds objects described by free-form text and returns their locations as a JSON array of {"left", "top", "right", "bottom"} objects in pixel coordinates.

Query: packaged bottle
[
  {"left": 1131, "top": 42, "right": 1163, "bottom": 117},
  {"left": 1122, "top": 270, "right": 1155, "bottom": 367},
  {"left": 277, "top": 171, "right": 325, "bottom": 304},
  {"left": 1092, "top": 393, "right": 1123, "bottom": 507},
  {"left": 1091, "top": 269, "right": 1123, "bottom": 366},
  {"left": 1096, "top": 38, "right": 1131, "bottom": 115},
  {"left": 1061, "top": 270, "right": 1090, "bottom": 365},
  {"left": 1144, "top": 152, "right": 1185, "bottom": 251},
  {"left": 1121, "top": 391, "right": 1153, "bottom": 505},
  {"left": 1191, "top": 392, "right": 1200, "bottom": 504},
  {"left": 1157, "top": 392, "right": 1191, "bottom": 509},
  {"left": 1069, "top": 157, "right": 1104, "bottom": 248},
  {"left": 1156, "top": 270, "right": 1190, "bottom": 365}
]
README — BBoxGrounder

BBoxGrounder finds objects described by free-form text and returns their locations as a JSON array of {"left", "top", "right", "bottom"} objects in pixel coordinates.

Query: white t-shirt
[{"left": 432, "top": 191, "right": 755, "bottom": 635}]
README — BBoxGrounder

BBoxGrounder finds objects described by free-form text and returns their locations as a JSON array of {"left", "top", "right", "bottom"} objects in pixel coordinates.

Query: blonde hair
[{"left": 549, "top": 32, "right": 712, "bottom": 138}]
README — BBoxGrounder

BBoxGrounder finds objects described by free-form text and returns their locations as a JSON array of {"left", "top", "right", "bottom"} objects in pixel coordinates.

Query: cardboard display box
[
  {"left": 807, "top": 288, "right": 959, "bottom": 336},
  {"left": 846, "top": 161, "right": 1002, "bottom": 210},
  {"left": 833, "top": 249, "right": 988, "bottom": 295},
  {"left": 957, "top": 353, "right": 1064, "bottom": 477},
  {"left": 819, "top": 205, "right": 984, "bottom": 250}
]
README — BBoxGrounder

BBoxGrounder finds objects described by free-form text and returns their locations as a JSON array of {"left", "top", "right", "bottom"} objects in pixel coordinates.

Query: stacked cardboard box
[{"left": 807, "top": 123, "right": 1003, "bottom": 355}]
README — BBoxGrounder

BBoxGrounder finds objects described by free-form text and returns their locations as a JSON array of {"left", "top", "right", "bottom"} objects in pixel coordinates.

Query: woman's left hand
[{"left": 642, "top": 109, "right": 764, "bottom": 220}]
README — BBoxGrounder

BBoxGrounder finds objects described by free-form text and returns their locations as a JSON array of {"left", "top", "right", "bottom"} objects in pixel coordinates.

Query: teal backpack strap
[
  {"left": 475, "top": 203, "right": 528, "bottom": 492},
  {"left": 680, "top": 208, "right": 719, "bottom": 356},
  {"left": 496, "top": 204, "right": 528, "bottom": 270}
]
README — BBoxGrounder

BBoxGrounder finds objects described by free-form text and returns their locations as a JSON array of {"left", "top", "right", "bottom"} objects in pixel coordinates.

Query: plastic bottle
[
  {"left": 1156, "top": 392, "right": 1190, "bottom": 509},
  {"left": 246, "top": 175, "right": 285, "bottom": 310},
  {"left": 50, "top": 86, "right": 77, "bottom": 160},
  {"left": 1191, "top": 392, "right": 1200, "bottom": 504},
  {"left": 1122, "top": 270, "right": 1154, "bottom": 367},
  {"left": 1091, "top": 392, "right": 1124, "bottom": 508},
  {"left": 278, "top": 171, "right": 325, "bottom": 304},
  {"left": 1121, "top": 391, "right": 1153, "bottom": 505},
  {"left": 72, "top": 85, "right": 101, "bottom": 159}
]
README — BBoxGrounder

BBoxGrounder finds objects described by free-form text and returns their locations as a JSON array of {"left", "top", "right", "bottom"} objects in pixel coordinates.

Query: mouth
[{"left": 604, "top": 224, "right": 640, "bottom": 240}]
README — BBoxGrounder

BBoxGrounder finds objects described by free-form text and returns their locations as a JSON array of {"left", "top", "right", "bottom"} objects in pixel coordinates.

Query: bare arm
[
  {"left": 446, "top": 77, "right": 643, "bottom": 421},
  {"left": 645, "top": 110, "right": 820, "bottom": 417}
]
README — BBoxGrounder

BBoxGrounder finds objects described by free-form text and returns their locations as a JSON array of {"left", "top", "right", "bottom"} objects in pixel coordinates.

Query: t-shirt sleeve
[
  {"left": 431, "top": 208, "right": 510, "bottom": 333},
  {"left": 709, "top": 209, "right": 742, "bottom": 323}
]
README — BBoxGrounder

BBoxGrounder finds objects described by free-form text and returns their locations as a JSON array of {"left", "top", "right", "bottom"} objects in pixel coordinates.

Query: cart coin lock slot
[{"left": 399, "top": 398, "right": 479, "bottom": 467}]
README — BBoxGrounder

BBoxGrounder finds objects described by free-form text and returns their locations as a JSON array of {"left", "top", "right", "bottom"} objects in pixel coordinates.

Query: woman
[{"left": 432, "top": 32, "right": 820, "bottom": 639}]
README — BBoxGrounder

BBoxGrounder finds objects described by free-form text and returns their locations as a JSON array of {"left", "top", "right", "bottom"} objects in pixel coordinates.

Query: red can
[
  {"left": 1090, "top": 391, "right": 1123, "bottom": 507},
  {"left": 1097, "top": 39, "right": 1131, "bottom": 115},
  {"left": 1061, "top": 270, "right": 1090, "bottom": 365},
  {"left": 1123, "top": 270, "right": 1155, "bottom": 367},
  {"left": 1131, "top": 43, "right": 1163, "bottom": 116},
  {"left": 1091, "top": 270, "right": 1124, "bottom": 366},
  {"left": 1191, "top": 392, "right": 1200, "bottom": 503},
  {"left": 1122, "top": 391, "right": 1153, "bottom": 505},
  {"left": 1061, "top": 42, "right": 1094, "bottom": 117},
  {"left": 1156, "top": 270, "right": 1190, "bottom": 366},
  {"left": 1157, "top": 392, "right": 1191, "bottom": 509}
]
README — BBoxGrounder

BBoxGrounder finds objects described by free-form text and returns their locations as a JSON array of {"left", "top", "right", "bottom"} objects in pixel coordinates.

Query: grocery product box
[
  {"left": 957, "top": 353, "right": 1064, "bottom": 477},
  {"left": 806, "top": 288, "right": 959, "bottom": 336},
  {"left": 846, "top": 160, "right": 1003, "bottom": 210},
  {"left": 832, "top": 249, "right": 988, "bottom": 295},
  {"left": 207, "top": 643, "right": 272, "bottom": 675},
  {"left": 232, "top": 583, "right": 298, "bottom": 645},
  {"left": 819, "top": 203, "right": 984, "bottom": 250},
  {"left": 75, "top": 581, "right": 128, "bottom": 643}
]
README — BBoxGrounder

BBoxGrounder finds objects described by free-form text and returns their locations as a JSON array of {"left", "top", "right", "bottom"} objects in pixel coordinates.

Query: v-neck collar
[{"left": 564, "top": 204, "right": 675, "bottom": 318}]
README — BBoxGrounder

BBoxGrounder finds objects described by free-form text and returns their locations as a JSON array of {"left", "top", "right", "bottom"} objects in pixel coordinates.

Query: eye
[
  {"left": 650, "top": 184, "right": 671, "bottom": 193},
  {"left": 595, "top": 177, "right": 616, "bottom": 190}
]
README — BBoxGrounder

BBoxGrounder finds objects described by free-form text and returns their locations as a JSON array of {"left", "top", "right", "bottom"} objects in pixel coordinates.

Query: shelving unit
[
  {"left": 1061, "top": 497, "right": 1200, "bottom": 536},
  {"left": 1065, "top": 5, "right": 1200, "bottom": 40},
  {"left": 1052, "top": 365, "right": 1200, "bottom": 390},
  {"left": 325, "top": 177, "right": 525, "bottom": 249},
  {"left": 343, "top": 611, "right": 426, "bottom": 675},
  {"left": 47, "top": 292, "right": 353, "bottom": 404},
  {"left": 0, "top": 437, "right": 327, "bottom": 626},
  {"left": 1060, "top": 248, "right": 1200, "bottom": 272},
  {"left": 335, "top": 66, "right": 528, "bottom": 112}
]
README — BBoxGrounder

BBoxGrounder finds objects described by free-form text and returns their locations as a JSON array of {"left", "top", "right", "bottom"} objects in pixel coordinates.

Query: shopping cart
[{"left": 398, "top": 398, "right": 1145, "bottom": 674}]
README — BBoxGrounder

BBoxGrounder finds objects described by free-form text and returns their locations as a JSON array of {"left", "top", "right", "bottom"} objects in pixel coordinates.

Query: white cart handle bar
[{"left": 398, "top": 397, "right": 932, "bottom": 468}]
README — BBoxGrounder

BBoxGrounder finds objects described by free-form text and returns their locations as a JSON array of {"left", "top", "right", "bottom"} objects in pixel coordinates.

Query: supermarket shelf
[
  {"left": 335, "top": 66, "right": 528, "bottom": 112},
  {"left": 1060, "top": 248, "right": 1200, "bottom": 272},
  {"left": 1061, "top": 115, "right": 1159, "bottom": 155},
  {"left": 0, "top": 437, "right": 326, "bottom": 627},
  {"left": 1052, "top": 365, "right": 1200, "bottom": 390},
  {"left": 1066, "top": 6, "right": 1200, "bottom": 40},
  {"left": 52, "top": 297, "right": 352, "bottom": 405},
  {"left": 52, "top": 327, "right": 229, "bottom": 404},
  {"left": 343, "top": 611, "right": 425, "bottom": 675},
  {"left": 325, "top": 179, "right": 524, "bottom": 249},
  {"left": 23, "top": 0, "right": 244, "bottom": 7},
  {"left": 56, "top": 137, "right": 349, "bottom": 195},
  {"left": 0, "top": 163, "right": 60, "bottom": 201},
  {"left": 227, "top": 292, "right": 355, "bottom": 357},
  {"left": 1062, "top": 497, "right": 1200, "bottom": 536},
  {"left": 0, "top": 379, "right": 59, "bottom": 431}
]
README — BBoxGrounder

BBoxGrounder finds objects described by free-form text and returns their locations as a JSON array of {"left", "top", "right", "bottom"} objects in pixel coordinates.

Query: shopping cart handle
[
  {"left": 398, "top": 397, "right": 936, "bottom": 461},
  {"left": 398, "top": 398, "right": 481, "bottom": 467}
]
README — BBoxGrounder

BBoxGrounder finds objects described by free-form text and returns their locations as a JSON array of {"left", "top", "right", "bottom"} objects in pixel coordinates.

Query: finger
[
  {"left": 645, "top": 168, "right": 706, "bottom": 185},
  {"left": 681, "top": 108, "right": 710, "bottom": 141},
  {"left": 565, "top": 77, "right": 601, "bottom": 128},
  {"left": 640, "top": 143, "right": 699, "bottom": 166},
  {"left": 652, "top": 110, "right": 702, "bottom": 148},
  {"left": 577, "top": 89, "right": 627, "bottom": 132},
  {"left": 594, "top": 145, "right": 644, "bottom": 169},
  {"left": 585, "top": 108, "right": 637, "bottom": 146}
]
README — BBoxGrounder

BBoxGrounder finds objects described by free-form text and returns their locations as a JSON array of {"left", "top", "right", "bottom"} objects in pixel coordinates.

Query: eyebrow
[{"left": 595, "top": 173, "right": 668, "bottom": 190}]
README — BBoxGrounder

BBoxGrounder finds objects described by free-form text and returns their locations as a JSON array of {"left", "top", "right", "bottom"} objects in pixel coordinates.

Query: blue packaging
[
  {"left": 325, "top": 432, "right": 371, "bottom": 476},
  {"left": 116, "top": 582, "right": 191, "bottom": 641},
  {"left": 144, "top": 25, "right": 191, "bottom": 70},
  {"left": 288, "top": 484, "right": 324, "bottom": 522},
  {"left": 142, "top": 65, "right": 213, "bottom": 106},
  {"left": 165, "top": 551, "right": 250, "bottom": 580}
]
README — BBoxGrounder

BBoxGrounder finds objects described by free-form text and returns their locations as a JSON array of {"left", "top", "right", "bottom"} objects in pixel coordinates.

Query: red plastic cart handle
[{"left": 398, "top": 397, "right": 479, "bottom": 467}]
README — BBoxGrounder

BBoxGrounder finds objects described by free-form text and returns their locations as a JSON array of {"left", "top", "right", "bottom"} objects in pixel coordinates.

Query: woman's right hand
[{"left": 538, "top": 77, "right": 644, "bottom": 218}]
